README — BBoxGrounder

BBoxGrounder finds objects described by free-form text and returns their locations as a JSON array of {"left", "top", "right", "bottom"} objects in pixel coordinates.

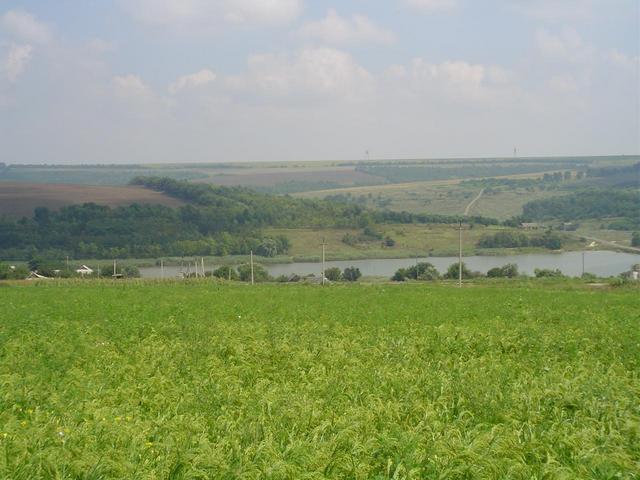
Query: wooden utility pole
[
  {"left": 113, "top": 260, "right": 117, "bottom": 277},
  {"left": 201, "top": 257, "right": 205, "bottom": 278},
  {"left": 321, "top": 238, "right": 326, "bottom": 285},
  {"left": 250, "top": 251, "right": 254, "bottom": 285},
  {"left": 458, "top": 221, "right": 463, "bottom": 288}
]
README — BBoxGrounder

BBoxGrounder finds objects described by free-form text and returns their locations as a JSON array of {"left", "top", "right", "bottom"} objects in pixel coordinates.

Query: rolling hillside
[{"left": 0, "top": 182, "right": 185, "bottom": 218}]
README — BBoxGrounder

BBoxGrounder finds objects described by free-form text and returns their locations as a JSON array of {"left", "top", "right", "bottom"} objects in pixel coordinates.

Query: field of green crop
[{"left": 1, "top": 281, "right": 638, "bottom": 478}]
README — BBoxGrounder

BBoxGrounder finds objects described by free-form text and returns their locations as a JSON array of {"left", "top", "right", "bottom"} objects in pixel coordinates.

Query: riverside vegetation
[{"left": 0, "top": 281, "right": 638, "bottom": 478}]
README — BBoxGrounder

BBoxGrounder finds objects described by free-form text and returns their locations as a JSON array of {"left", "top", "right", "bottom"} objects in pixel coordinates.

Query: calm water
[{"left": 140, "top": 250, "right": 639, "bottom": 279}]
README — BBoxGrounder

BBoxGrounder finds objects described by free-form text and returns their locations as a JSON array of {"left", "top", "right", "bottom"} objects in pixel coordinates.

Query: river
[{"left": 139, "top": 250, "right": 639, "bottom": 279}]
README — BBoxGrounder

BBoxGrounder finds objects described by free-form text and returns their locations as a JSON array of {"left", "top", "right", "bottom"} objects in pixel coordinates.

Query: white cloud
[
  {"left": 222, "top": 0, "right": 301, "bottom": 26},
  {"left": 169, "top": 69, "right": 217, "bottom": 93},
  {"left": 119, "top": 0, "right": 302, "bottom": 31},
  {"left": 514, "top": 0, "right": 596, "bottom": 22},
  {"left": 113, "top": 74, "right": 153, "bottom": 99},
  {"left": 392, "top": 58, "right": 517, "bottom": 103},
  {"left": 85, "top": 39, "right": 116, "bottom": 54},
  {"left": 609, "top": 50, "right": 640, "bottom": 71},
  {"left": 535, "top": 28, "right": 593, "bottom": 62},
  {"left": 403, "top": 0, "right": 457, "bottom": 13},
  {"left": 299, "top": 9, "right": 395, "bottom": 46},
  {"left": 1, "top": 10, "right": 51, "bottom": 44},
  {"left": 4, "top": 44, "right": 33, "bottom": 82},
  {"left": 548, "top": 73, "right": 579, "bottom": 92},
  {"left": 229, "top": 47, "right": 373, "bottom": 100}
]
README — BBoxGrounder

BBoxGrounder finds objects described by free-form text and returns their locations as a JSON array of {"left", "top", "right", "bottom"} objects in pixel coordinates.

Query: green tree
[
  {"left": 213, "top": 265, "right": 239, "bottom": 280},
  {"left": 487, "top": 263, "right": 518, "bottom": 278},
  {"left": 324, "top": 267, "right": 342, "bottom": 281},
  {"left": 534, "top": 268, "right": 564, "bottom": 278},
  {"left": 632, "top": 232, "right": 640, "bottom": 247},
  {"left": 342, "top": 267, "right": 362, "bottom": 282},
  {"left": 444, "top": 262, "right": 472, "bottom": 280},
  {"left": 237, "top": 263, "right": 270, "bottom": 282}
]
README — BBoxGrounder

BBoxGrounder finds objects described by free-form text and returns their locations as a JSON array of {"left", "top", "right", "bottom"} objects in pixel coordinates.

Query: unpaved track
[{"left": 464, "top": 188, "right": 484, "bottom": 216}]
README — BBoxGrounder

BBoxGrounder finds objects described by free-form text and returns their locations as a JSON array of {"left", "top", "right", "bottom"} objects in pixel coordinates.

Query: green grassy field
[
  {"left": 1, "top": 281, "right": 638, "bottom": 478},
  {"left": 295, "top": 179, "right": 566, "bottom": 220},
  {"left": 265, "top": 224, "right": 585, "bottom": 260}
]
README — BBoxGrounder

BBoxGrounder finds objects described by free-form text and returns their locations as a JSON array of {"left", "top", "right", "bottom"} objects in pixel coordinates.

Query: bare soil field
[{"left": 0, "top": 182, "right": 185, "bottom": 217}]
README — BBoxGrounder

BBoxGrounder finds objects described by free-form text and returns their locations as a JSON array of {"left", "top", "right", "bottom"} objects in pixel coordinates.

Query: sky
[{"left": 0, "top": 0, "right": 638, "bottom": 164}]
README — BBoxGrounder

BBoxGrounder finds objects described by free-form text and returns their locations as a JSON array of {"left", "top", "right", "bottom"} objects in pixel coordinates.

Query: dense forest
[
  {"left": 521, "top": 189, "right": 639, "bottom": 223},
  {"left": 0, "top": 177, "right": 497, "bottom": 260}
]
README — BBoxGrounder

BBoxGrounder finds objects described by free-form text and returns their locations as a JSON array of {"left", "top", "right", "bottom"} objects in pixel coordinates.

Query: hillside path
[{"left": 464, "top": 188, "right": 484, "bottom": 216}]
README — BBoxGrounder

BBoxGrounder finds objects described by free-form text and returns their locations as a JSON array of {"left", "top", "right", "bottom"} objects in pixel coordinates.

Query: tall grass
[{"left": 0, "top": 282, "right": 638, "bottom": 478}]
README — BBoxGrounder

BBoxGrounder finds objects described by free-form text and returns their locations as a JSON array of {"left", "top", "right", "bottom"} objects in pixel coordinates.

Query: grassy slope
[
  {"left": 294, "top": 174, "right": 568, "bottom": 220},
  {"left": 1, "top": 282, "right": 638, "bottom": 478},
  {"left": 265, "top": 224, "right": 585, "bottom": 260}
]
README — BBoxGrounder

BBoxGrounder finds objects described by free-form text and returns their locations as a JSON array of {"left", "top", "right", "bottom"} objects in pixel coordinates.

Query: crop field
[
  {"left": 1, "top": 281, "right": 638, "bottom": 478},
  {"left": 0, "top": 182, "right": 185, "bottom": 218}
]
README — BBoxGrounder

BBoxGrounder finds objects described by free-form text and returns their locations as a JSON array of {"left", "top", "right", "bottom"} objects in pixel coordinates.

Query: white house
[
  {"left": 26, "top": 271, "right": 50, "bottom": 280},
  {"left": 76, "top": 265, "right": 94, "bottom": 276}
]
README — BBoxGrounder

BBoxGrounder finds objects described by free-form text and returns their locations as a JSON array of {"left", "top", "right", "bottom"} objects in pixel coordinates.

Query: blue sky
[{"left": 1, "top": 0, "right": 638, "bottom": 164}]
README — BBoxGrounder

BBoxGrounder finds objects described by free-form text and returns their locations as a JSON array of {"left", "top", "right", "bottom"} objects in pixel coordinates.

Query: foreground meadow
[{"left": 0, "top": 281, "right": 638, "bottom": 479}]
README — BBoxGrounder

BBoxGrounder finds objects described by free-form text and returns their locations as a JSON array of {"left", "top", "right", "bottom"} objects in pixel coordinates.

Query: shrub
[
  {"left": 237, "top": 263, "right": 270, "bottom": 282},
  {"left": 392, "top": 263, "right": 439, "bottom": 282},
  {"left": 213, "top": 265, "right": 239, "bottom": 281},
  {"left": 534, "top": 268, "right": 564, "bottom": 278},
  {"left": 324, "top": 267, "right": 342, "bottom": 282},
  {"left": 487, "top": 263, "right": 519, "bottom": 278},
  {"left": 342, "top": 267, "right": 362, "bottom": 282},
  {"left": 444, "top": 262, "right": 472, "bottom": 280}
]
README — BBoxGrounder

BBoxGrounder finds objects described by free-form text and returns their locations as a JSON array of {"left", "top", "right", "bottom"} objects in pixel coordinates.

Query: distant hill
[{"left": 0, "top": 182, "right": 185, "bottom": 218}]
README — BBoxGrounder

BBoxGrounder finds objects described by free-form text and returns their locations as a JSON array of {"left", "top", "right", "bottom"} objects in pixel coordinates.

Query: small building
[
  {"left": 76, "top": 265, "right": 94, "bottom": 276},
  {"left": 26, "top": 271, "right": 50, "bottom": 280},
  {"left": 520, "top": 222, "right": 541, "bottom": 230}
]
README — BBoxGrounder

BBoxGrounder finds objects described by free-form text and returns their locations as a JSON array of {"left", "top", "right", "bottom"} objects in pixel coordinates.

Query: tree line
[{"left": 0, "top": 177, "right": 498, "bottom": 261}]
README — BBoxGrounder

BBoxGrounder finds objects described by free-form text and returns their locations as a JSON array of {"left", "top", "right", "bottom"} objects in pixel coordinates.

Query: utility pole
[
  {"left": 160, "top": 259, "right": 164, "bottom": 279},
  {"left": 458, "top": 221, "right": 463, "bottom": 288},
  {"left": 250, "top": 250, "right": 254, "bottom": 285},
  {"left": 201, "top": 257, "right": 205, "bottom": 278},
  {"left": 113, "top": 259, "right": 116, "bottom": 277},
  {"left": 582, "top": 252, "right": 585, "bottom": 277},
  {"left": 321, "top": 238, "right": 326, "bottom": 285},
  {"left": 66, "top": 255, "right": 69, "bottom": 271}
]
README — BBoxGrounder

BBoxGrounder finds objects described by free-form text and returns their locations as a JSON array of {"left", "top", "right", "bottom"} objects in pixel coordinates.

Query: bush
[
  {"left": 122, "top": 265, "right": 140, "bottom": 278},
  {"left": 237, "top": 263, "right": 270, "bottom": 283},
  {"left": 383, "top": 236, "right": 395, "bottom": 247},
  {"left": 534, "top": 268, "right": 564, "bottom": 278},
  {"left": 324, "top": 267, "right": 342, "bottom": 282},
  {"left": 392, "top": 268, "right": 409, "bottom": 282},
  {"left": 392, "top": 262, "right": 440, "bottom": 282},
  {"left": 487, "top": 263, "right": 519, "bottom": 278},
  {"left": 632, "top": 232, "right": 640, "bottom": 247},
  {"left": 213, "top": 265, "right": 239, "bottom": 281},
  {"left": 342, "top": 267, "right": 362, "bottom": 282},
  {"left": 444, "top": 262, "right": 472, "bottom": 280}
]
